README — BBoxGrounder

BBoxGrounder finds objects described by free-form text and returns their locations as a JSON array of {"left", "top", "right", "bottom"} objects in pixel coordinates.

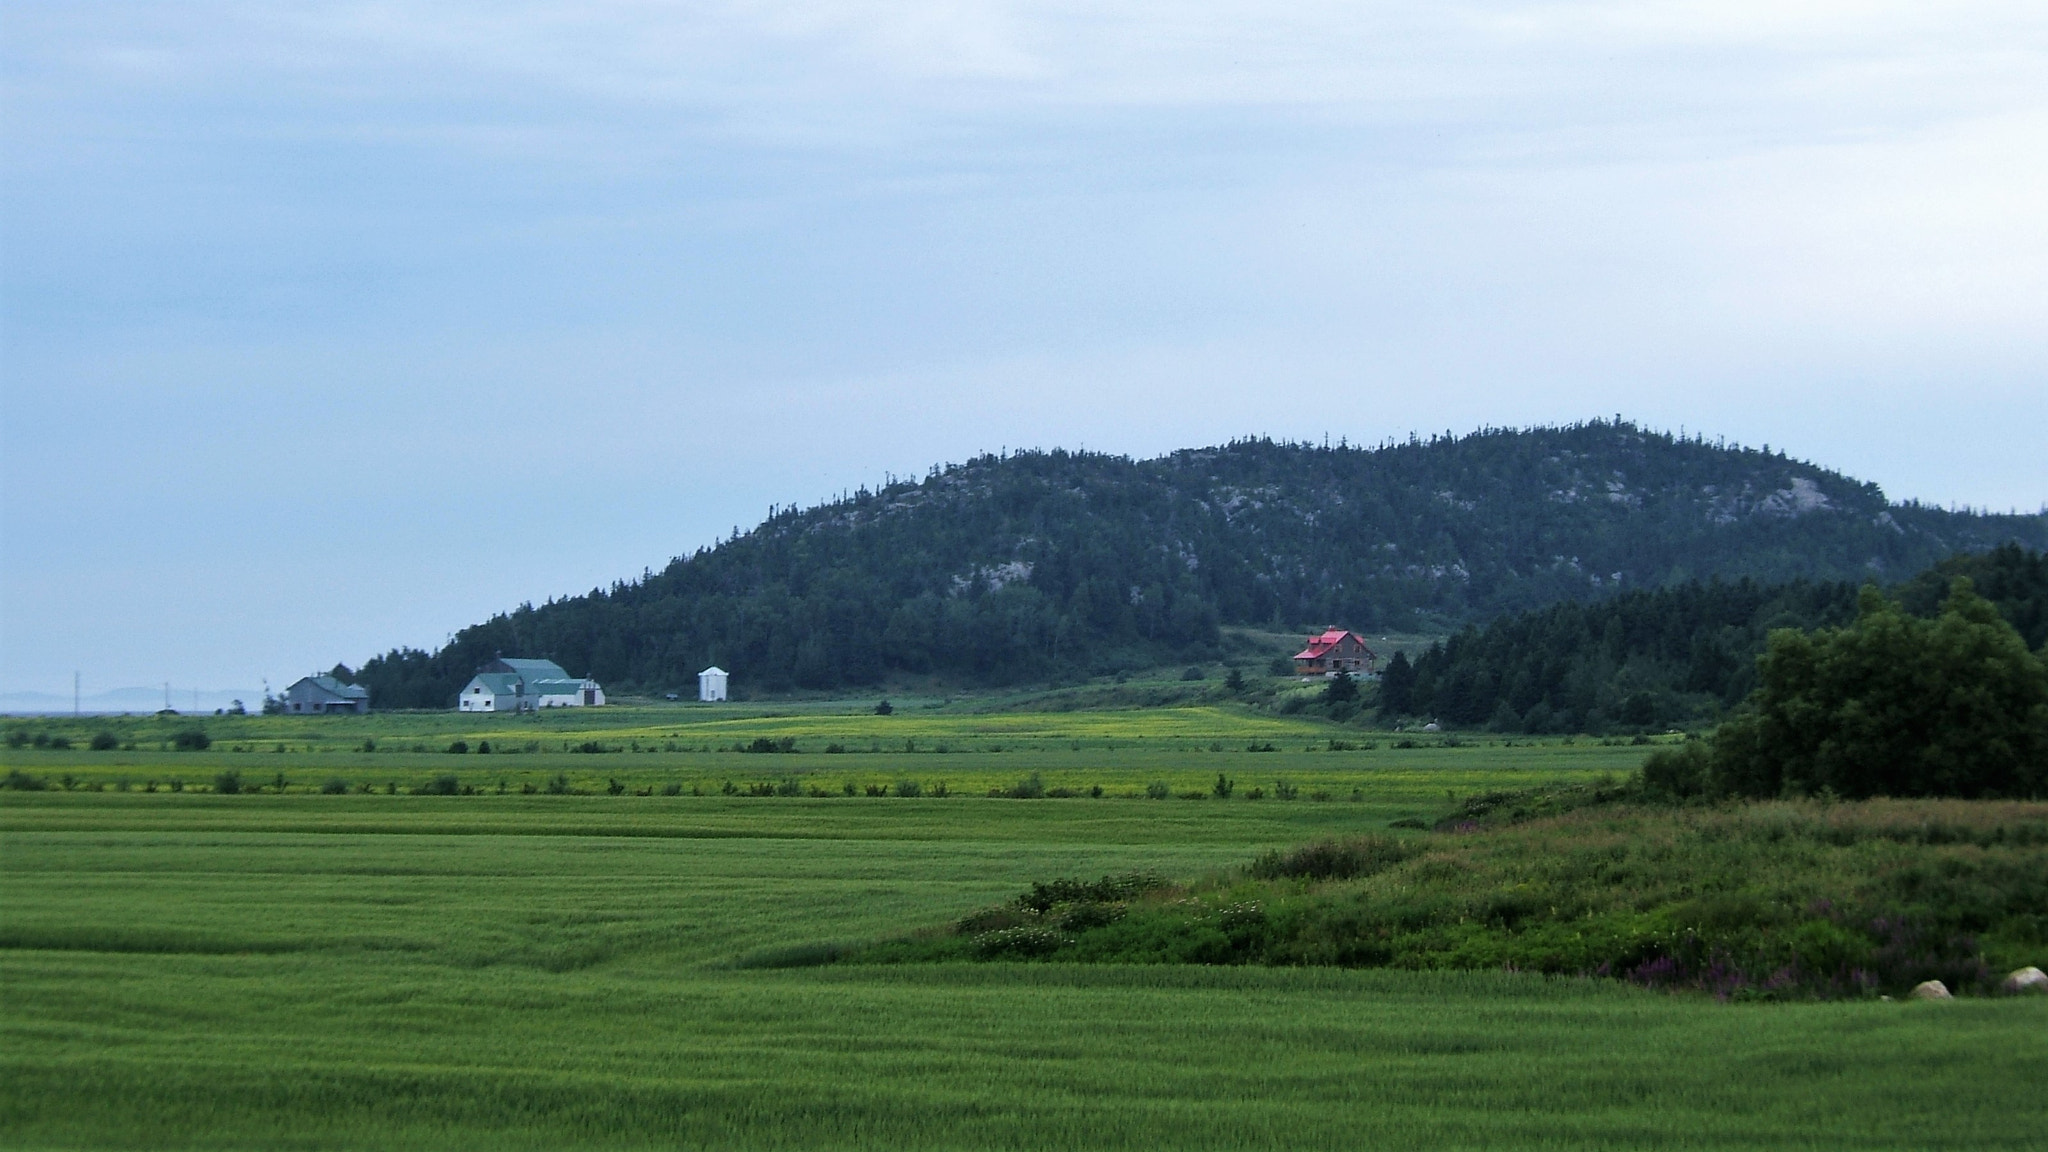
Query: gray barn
[{"left": 282, "top": 674, "right": 370, "bottom": 714}]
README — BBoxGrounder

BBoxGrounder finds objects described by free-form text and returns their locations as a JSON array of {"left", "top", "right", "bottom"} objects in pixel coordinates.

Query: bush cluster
[{"left": 1247, "top": 836, "right": 1416, "bottom": 882}]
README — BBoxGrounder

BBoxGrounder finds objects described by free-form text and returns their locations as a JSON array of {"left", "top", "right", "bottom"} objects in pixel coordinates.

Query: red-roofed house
[{"left": 1292, "top": 629, "right": 1378, "bottom": 678}]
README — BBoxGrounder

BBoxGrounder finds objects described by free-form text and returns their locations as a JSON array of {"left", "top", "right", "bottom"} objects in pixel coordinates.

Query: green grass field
[
  {"left": 4, "top": 704, "right": 1656, "bottom": 807},
  {"left": 5, "top": 741, "right": 2046, "bottom": 1149}
]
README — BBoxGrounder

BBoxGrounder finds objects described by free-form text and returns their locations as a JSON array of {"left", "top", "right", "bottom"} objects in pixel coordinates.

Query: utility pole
[{"left": 164, "top": 682, "right": 171, "bottom": 711}]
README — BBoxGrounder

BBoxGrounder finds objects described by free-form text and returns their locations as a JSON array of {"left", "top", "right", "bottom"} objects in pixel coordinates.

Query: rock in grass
[
  {"left": 2002, "top": 967, "right": 2047, "bottom": 995},
  {"left": 1910, "top": 980, "right": 1952, "bottom": 1000}
]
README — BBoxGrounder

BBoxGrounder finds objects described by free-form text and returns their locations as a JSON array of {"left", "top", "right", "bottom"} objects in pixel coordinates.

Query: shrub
[
  {"left": 875, "top": 699, "right": 894, "bottom": 715},
  {"left": 1145, "top": 781, "right": 1170, "bottom": 799},
  {"left": 774, "top": 778, "right": 802, "bottom": 797},
  {"left": 4, "top": 728, "right": 27, "bottom": 748},
  {"left": 319, "top": 779, "right": 349, "bottom": 795},
  {"left": 895, "top": 779, "right": 923, "bottom": 798},
  {"left": 1248, "top": 835, "right": 1418, "bottom": 881},
  {"left": 422, "top": 774, "right": 461, "bottom": 796},
  {"left": 825, "top": 743, "right": 847, "bottom": 754},
  {"left": 544, "top": 772, "right": 570, "bottom": 795},
  {"left": 477, "top": 741, "right": 491, "bottom": 754},
  {"left": 212, "top": 770, "right": 241, "bottom": 794},
  {"left": 360, "top": 739, "right": 377, "bottom": 752},
  {"left": 1212, "top": 773, "right": 1235, "bottom": 799},
  {"left": 47, "top": 736, "right": 72, "bottom": 750},
  {"left": 1273, "top": 780, "right": 1299, "bottom": 801},
  {"left": 742, "top": 737, "right": 797, "bottom": 754},
  {"left": 1004, "top": 773, "right": 1046, "bottom": 799},
  {"left": 661, "top": 782, "right": 682, "bottom": 796},
  {"left": 172, "top": 729, "right": 210, "bottom": 752},
  {"left": 1180, "top": 666, "right": 1206, "bottom": 681},
  {"left": 89, "top": 731, "right": 119, "bottom": 751},
  {"left": 606, "top": 778, "right": 626, "bottom": 796},
  {"left": 1268, "top": 657, "right": 1294, "bottom": 676},
  {"left": 2, "top": 769, "right": 47, "bottom": 790},
  {"left": 973, "top": 926, "right": 1072, "bottom": 959},
  {"left": 446, "top": 741, "right": 468, "bottom": 754}
]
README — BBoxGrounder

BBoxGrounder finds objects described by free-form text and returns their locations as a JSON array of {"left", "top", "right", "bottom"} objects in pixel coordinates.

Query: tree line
[{"left": 1381, "top": 544, "right": 2047, "bottom": 735}]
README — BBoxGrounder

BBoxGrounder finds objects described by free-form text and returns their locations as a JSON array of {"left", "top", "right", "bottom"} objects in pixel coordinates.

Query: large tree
[{"left": 1647, "top": 580, "right": 2048, "bottom": 799}]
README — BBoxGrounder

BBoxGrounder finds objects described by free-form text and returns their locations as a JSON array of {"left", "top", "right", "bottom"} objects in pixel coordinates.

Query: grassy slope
[
  {"left": 4, "top": 789, "right": 2046, "bottom": 1149},
  {"left": 862, "top": 800, "right": 2048, "bottom": 996}
]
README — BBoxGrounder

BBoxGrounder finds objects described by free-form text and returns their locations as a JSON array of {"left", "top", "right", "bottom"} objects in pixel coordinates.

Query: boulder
[
  {"left": 1909, "top": 980, "right": 1952, "bottom": 1000},
  {"left": 2002, "top": 967, "right": 2047, "bottom": 995}
]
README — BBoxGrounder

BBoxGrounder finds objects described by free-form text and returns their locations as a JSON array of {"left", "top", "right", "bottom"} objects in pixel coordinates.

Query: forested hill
[{"left": 354, "top": 421, "right": 2048, "bottom": 705}]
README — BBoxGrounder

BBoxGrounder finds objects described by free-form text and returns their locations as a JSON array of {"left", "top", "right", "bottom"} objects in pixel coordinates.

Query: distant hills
[
  {"left": 353, "top": 420, "right": 2048, "bottom": 707},
  {"left": 0, "top": 687, "right": 259, "bottom": 716}
]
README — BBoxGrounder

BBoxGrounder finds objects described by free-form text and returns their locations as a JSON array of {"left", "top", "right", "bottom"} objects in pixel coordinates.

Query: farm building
[
  {"left": 1292, "top": 629, "right": 1378, "bottom": 678},
  {"left": 698, "top": 666, "right": 728, "bottom": 703},
  {"left": 457, "top": 658, "right": 604, "bottom": 712},
  {"left": 282, "top": 674, "right": 370, "bottom": 714}
]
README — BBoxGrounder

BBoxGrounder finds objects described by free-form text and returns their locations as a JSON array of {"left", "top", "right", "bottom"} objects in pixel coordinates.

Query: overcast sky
[{"left": 4, "top": 1, "right": 2046, "bottom": 696}]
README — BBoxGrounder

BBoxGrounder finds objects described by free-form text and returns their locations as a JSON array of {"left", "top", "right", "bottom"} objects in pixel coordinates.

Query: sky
[{"left": 3, "top": 1, "right": 2047, "bottom": 699}]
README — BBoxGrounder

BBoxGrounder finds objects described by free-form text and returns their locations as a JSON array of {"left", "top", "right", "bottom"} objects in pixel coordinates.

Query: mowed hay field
[{"left": 4, "top": 730, "right": 2046, "bottom": 1149}]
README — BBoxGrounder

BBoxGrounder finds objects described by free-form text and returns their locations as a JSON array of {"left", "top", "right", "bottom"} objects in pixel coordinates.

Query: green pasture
[
  {"left": 5, "top": 780, "right": 2046, "bottom": 1149},
  {"left": 8, "top": 700, "right": 1348, "bottom": 752},
  {"left": 4, "top": 704, "right": 1659, "bottom": 805}
]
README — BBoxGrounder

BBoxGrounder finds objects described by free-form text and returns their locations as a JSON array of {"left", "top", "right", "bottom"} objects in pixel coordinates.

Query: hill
[{"left": 352, "top": 421, "right": 2047, "bottom": 706}]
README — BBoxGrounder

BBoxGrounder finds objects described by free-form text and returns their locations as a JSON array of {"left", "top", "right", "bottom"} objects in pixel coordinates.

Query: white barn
[
  {"left": 698, "top": 666, "right": 728, "bottom": 703},
  {"left": 458, "top": 658, "right": 604, "bottom": 712}
]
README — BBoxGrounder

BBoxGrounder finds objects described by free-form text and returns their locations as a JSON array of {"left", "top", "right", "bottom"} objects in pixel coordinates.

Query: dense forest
[
  {"left": 350, "top": 421, "right": 2048, "bottom": 707},
  {"left": 1388, "top": 545, "right": 2048, "bottom": 733}
]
